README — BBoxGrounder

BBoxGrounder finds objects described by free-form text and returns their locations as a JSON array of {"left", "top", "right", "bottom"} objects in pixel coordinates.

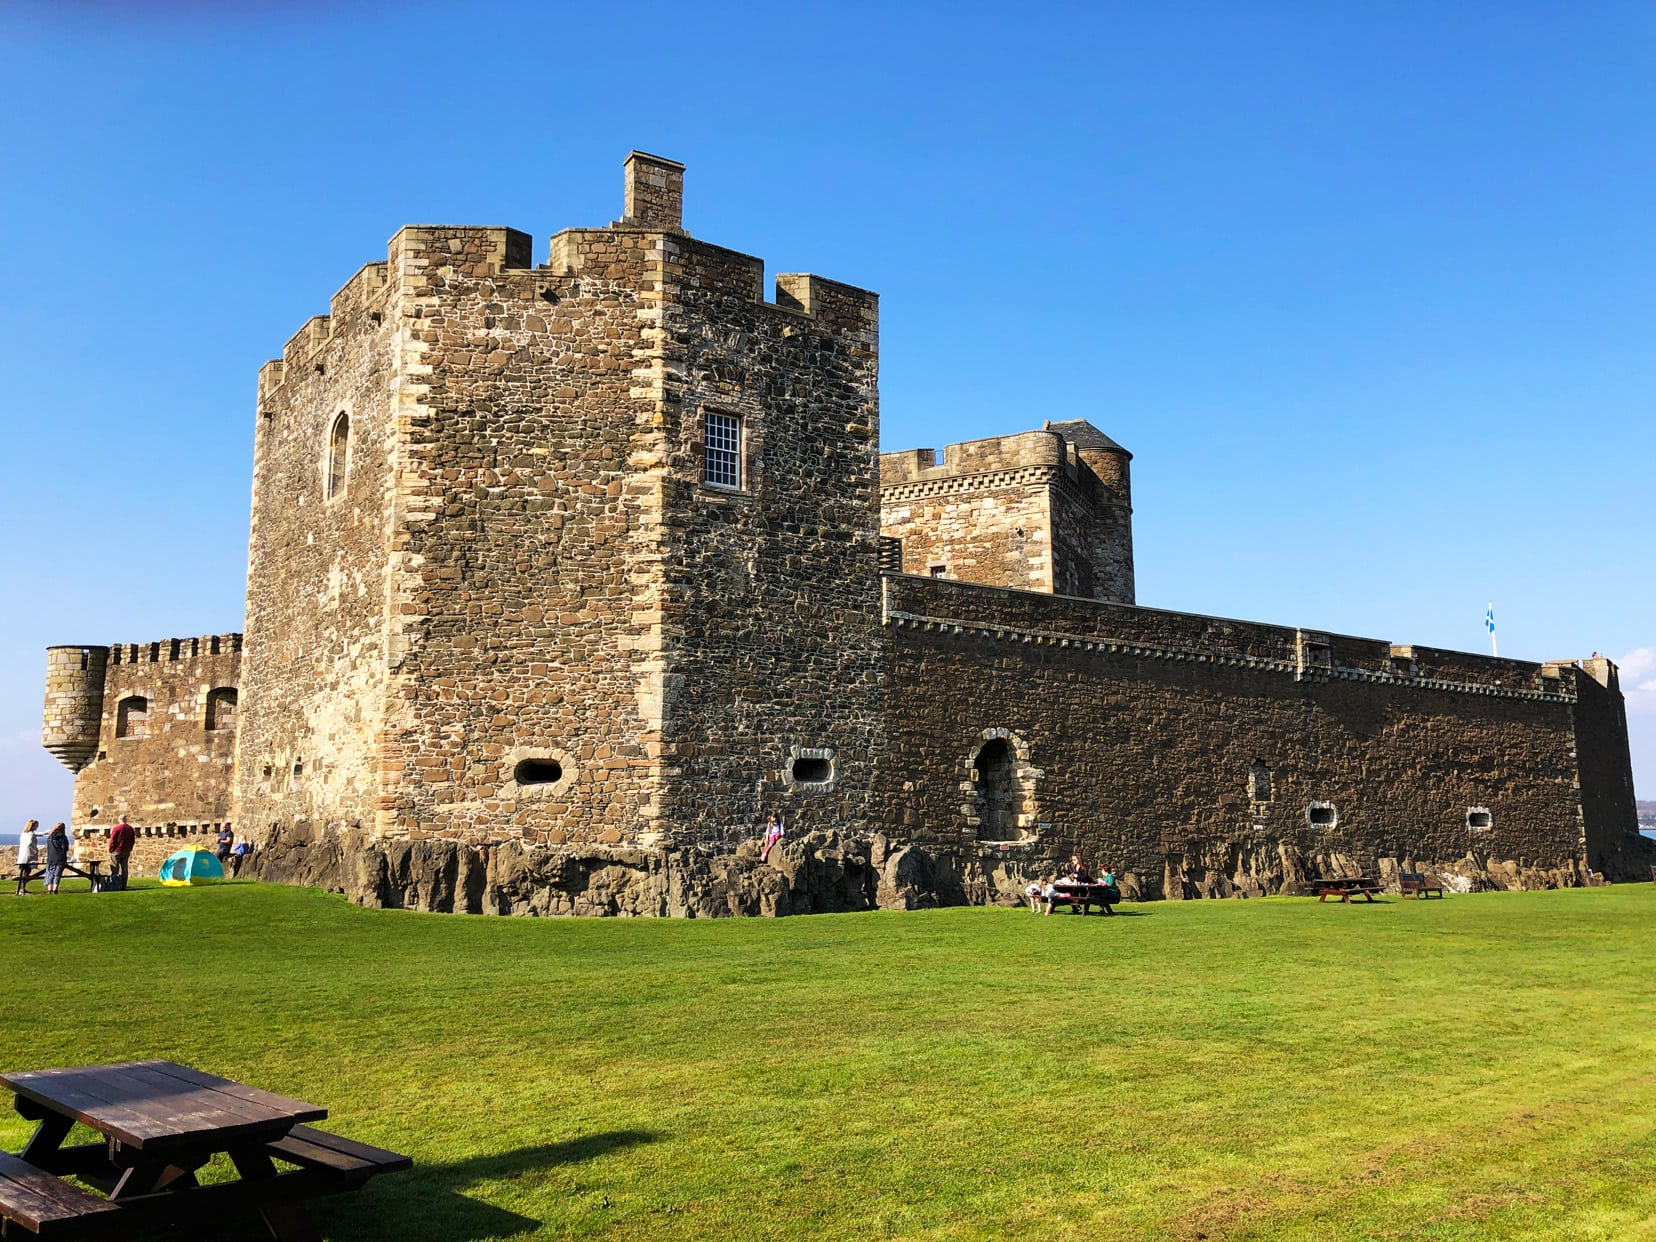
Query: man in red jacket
[{"left": 107, "top": 815, "right": 135, "bottom": 889}]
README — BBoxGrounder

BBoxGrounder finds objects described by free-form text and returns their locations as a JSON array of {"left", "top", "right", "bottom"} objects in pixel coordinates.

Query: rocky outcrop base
[
  {"left": 1160, "top": 835, "right": 1588, "bottom": 899},
  {"left": 248, "top": 823, "right": 1605, "bottom": 917},
  {"left": 247, "top": 825, "right": 971, "bottom": 917}
]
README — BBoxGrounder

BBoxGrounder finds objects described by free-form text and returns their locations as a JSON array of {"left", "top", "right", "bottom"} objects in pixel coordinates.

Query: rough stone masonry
[{"left": 42, "top": 152, "right": 1649, "bottom": 910}]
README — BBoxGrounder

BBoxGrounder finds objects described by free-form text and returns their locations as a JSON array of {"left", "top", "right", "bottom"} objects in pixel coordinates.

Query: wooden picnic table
[
  {"left": 1311, "top": 877, "right": 1383, "bottom": 904},
  {"left": 1049, "top": 882, "right": 1119, "bottom": 915},
  {"left": 0, "top": 1059, "right": 409, "bottom": 1239},
  {"left": 11, "top": 861, "right": 104, "bottom": 895}
]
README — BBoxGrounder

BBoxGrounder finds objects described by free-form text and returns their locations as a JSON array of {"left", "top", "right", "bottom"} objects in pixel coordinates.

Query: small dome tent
[{"left": 158, "top": 846, "right": 224, "bottom": 887}]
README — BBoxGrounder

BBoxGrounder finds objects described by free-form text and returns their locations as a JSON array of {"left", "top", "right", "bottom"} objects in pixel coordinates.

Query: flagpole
[{"left": 1487, "top": 602, "right": 1497, "bottom": 658}]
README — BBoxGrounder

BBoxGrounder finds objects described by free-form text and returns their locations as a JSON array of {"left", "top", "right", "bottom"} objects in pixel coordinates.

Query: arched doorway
[{"left": 967, "top": 738, "right": 1033, "bottom": 847}]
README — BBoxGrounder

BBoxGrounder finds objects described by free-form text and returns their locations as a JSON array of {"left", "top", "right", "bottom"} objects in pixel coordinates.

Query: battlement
[
  {"left": 883, "top": 574, "right": 1588, "bottom": 701},
  {"left": 390, "top": 224, "right": 535, "bottom": 282},
  {"left": 257, "top": 153, "right": 876, "bottom": 402},
  {"left": 106, "top": 634, "right": 243, "bottom": 665},
  {"left": 881, "top": 430, "right": 1069, "bottom": 487},
  {"left": 882, "top": 422, "right": 1129, "bottom": 491},
  {"left": 330, "top": 261, "right": 389, "bottom": 321},
  {"left": 262, "top": 229, "right": 528, "bottom": 396}
]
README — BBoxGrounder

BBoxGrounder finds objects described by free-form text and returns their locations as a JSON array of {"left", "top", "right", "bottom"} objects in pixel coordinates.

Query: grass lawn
[{"left": 2, "top": 879, "right": 1654, "bottom": 1240}]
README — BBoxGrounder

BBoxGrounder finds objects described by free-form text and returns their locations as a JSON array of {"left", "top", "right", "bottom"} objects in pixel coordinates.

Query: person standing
[
  {"left": 43, "top": 823, "right": 70, "bottom": 895},
  {"left": 108, "top": 815, "right": 135, "bottom": 890},
  {"left": 15, "top": 821, "right": 40, "bottom": 895}
]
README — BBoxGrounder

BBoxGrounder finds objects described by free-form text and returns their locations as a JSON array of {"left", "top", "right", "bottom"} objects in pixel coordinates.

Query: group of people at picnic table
[
  {"left": 1025, "top": 855, "right": 1122, "bottom": 915},
  {"left": 13, "top": 815, "right": 253, "bottom": 894}
]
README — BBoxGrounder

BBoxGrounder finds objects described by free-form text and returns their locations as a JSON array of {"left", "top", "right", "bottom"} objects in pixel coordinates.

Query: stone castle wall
[
  {"left": 653, "top": 250, "right": 885, "bottom": 846},
  {"left": 236, "top": 256, "right": 399, "bottom": 842},
  {"left": 65, "top": 636, "right": 241, "bottom": 831},
  {"left": 879, "top": 574, "right": 1605, "bottom": 900},
  {"left": 373, "top": 220, "right": 666, "bottom": 847}
]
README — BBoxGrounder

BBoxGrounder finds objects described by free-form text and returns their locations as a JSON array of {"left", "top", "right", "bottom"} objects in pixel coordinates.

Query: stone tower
[
  {"left": 878, "top": 419, "right": 1134, "bottom": 602},
  {"left": 236, "top": 152, "right": 884, "bottom": 850},
  {"left": 41, "top": 645, "right": 108, "bottom": 773}
]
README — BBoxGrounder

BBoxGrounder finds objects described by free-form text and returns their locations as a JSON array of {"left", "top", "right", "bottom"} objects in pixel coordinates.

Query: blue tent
[{"left": 158, "top": 846, "right": 224, "bottom": 886}]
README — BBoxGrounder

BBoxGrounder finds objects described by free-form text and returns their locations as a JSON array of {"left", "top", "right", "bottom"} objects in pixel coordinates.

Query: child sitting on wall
[{"left": 760, "top": 812, "right": 784, "bottom": 862}]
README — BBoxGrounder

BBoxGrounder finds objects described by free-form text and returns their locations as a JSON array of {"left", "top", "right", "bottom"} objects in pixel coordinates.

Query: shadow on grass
[
  {"left": 1048, "top": 909, "right": 1151, "bottom": 918},
  {"left": 312, "top": 1128, "right": 663, "bottom": 1241}
]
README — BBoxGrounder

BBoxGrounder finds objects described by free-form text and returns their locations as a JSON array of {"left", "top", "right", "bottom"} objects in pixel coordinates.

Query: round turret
[{"left": 42, "top": 645, "right": 109, "bottom": 772}]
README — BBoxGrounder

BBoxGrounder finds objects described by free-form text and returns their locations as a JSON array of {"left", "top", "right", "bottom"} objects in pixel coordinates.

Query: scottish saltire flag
[{"left": 1484, "top": 604, "right": 1495, "bottom": 635}]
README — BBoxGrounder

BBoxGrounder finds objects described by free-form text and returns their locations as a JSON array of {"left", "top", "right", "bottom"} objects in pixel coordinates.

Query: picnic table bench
[
  {"left": 0, "top": 1059, "right": 409, "bottom": 1240},
  {"left": 1398, "top": 871, "right": 1445, "bottom": 899},
  {"left": 9, "top": 862, "right": 104, "bottom": 895},
  {"left": 1311, "top": 877, "right": 1382, "bottom": 903},
  {"left": 1049, "top": 882, "right": 1119, "bottom": 915}
]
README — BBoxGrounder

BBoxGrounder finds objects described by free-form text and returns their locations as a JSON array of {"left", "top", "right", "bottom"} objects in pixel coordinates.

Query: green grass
[{"left": 3, "top": 880, "right": 1655, "bottom": 1240}]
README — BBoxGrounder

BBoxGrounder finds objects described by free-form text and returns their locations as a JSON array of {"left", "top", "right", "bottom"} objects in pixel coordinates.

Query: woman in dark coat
[{"left": 43, "top": 823, "right": 70, "bottom": 895}]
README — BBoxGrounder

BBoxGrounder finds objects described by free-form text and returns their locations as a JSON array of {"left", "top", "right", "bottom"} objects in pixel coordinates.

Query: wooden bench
[
  {"left": 1399, "top": 871, "right": 1444, "bottom": 899},
  {"left": 265, "top": 1125, "right": 412, "bottom": 1191},
  {"left": 1312, "top": 878, "right": 1382, "bottom": 903},
  {"left": 0, "top": 1150, "right": 122, "bottom": 1237}
]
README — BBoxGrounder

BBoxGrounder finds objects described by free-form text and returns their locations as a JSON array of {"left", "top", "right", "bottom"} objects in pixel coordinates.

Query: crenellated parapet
[
  {"left": 880, "top": 421, "right": 1135, "bottom": 603},
  {"left": 260, "top": 263, "right": 394, "bottom": 402},
  {"left": 44, "top": 634, "right": 243, "bottom": 830},
  {"left": 105, "top": 633, "right": 243, "bottom": 666}
]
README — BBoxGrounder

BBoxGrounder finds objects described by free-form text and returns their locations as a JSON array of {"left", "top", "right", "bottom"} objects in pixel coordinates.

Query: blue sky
[{"left": 1, "top": 0, "right": 1651, "bottom": 833}]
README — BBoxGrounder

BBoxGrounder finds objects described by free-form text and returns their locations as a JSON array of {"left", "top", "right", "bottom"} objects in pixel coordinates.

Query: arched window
[
  {"left": 205, "top": 687, "right": 238, "bottom": 732},
  {"left": 325, "top": 411, "right": 350, "bottom": 500},
  {"left": 115, "top": 696, "right": 149, "bottom": 739}
]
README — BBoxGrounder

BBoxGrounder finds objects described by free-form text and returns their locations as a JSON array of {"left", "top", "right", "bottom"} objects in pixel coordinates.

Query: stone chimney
[{"left": 621, "top": 151, "right": 686, "bottom": 232}]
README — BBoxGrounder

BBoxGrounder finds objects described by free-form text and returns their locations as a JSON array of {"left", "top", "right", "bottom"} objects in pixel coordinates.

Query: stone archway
[
  {"left": 976, "top": 739, "right": 1017, "bottom": 838},
  {"left": 966, "top": 729, "right": 1042, "bottom": 842}
]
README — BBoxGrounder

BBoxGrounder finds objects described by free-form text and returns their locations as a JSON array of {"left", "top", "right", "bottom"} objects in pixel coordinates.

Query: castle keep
[{"left": 44, "top": 153, "right": 1645, "bottom": 909}]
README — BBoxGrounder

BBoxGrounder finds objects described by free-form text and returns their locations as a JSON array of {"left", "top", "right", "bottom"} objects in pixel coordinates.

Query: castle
[{"left": 43, "top": 153, "right": 1646, "bottom": 911}]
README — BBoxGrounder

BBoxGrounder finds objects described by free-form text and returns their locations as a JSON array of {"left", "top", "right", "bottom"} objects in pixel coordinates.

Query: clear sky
[{"left": 1, "top": 1, "right": 1651, "bottom": 835}]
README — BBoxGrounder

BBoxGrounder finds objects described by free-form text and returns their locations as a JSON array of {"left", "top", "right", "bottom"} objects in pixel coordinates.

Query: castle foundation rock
[
  {"left": 245, "top": 824, "right": 1608, "bottom": 916},
  {"left": 248, "top": 828, "right": 923, "bottom": 917}
]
